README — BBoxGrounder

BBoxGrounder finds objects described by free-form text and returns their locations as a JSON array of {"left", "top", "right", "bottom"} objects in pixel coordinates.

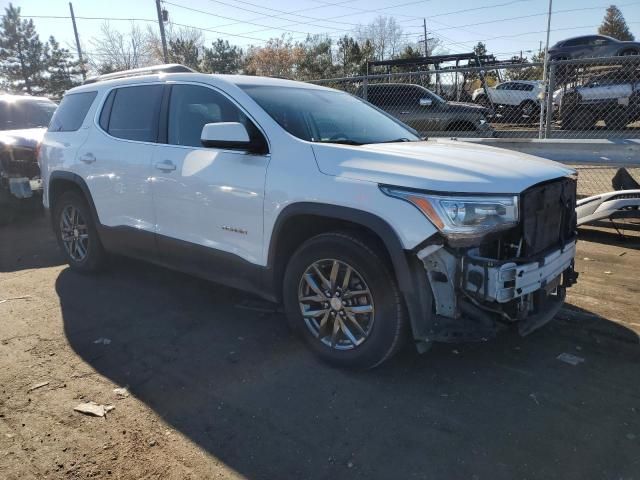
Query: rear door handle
[
  {"left": 79, "top": 153, "right": 96, "bottom": 164},
  {"left": 154, "top": 159, "right": 177, "bottom": 172}
]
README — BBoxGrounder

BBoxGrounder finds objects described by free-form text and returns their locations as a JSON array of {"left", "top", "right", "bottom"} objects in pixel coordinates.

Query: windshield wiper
[
  {"left": 376, "top": 138, "right": 414, "bottom": 143},
  {"left": 315, "top": 139, "right": 364, "bottom": 146}
]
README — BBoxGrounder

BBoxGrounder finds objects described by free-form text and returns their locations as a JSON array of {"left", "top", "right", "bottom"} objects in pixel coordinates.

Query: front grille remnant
[{"left": 520, "top": 177, "right": 577, "bottom": 256}]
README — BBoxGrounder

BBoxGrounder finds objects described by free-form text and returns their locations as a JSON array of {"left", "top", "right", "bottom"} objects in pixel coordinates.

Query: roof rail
[{"left": 83, "top": 64, "right": 196, "bottom": 85}]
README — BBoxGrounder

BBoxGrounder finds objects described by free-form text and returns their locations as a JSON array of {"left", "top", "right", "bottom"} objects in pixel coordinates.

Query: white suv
[
  {"left": 472, "top": 80, "right": 543, "bottom": 118},
  {"left": 40, "top": 65, "right": 579, "bottom": 369}
]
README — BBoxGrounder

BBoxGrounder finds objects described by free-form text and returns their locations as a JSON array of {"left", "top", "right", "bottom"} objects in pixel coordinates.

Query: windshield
[
  {"left": 239, "top": 85, "right": 420, "bottom": 145},
  {"left": 0, "top": 99, "right": 57, "bottom": 130}
]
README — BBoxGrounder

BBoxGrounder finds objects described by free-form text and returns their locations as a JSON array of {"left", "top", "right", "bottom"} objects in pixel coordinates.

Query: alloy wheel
[
  {"left": 59, "top": 205, "right": 89, "bottom": 262},
  {"left": 298, "top": 259, "right": 375, "bottom": 350}
]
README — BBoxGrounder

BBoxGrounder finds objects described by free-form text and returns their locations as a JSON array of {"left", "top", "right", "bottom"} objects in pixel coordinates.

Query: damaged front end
[
  {"left": 388, "top": 176, "right": 579, "bottom": 346},
  {"left": 0, "top": 128, "right": 46, "bottom": 200}
]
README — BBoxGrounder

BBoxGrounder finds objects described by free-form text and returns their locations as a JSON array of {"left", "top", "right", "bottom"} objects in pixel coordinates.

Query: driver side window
[{"left": 168, "top": 84, "right": 264, "bottom": 148}]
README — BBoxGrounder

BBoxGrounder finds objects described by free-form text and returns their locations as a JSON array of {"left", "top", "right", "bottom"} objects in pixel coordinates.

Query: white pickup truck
[{"left": 39, "top": 65, "right": 579, "bottom": 369}]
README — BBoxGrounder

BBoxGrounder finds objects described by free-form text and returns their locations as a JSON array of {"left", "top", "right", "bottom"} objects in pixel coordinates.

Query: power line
[
  {"left": 163, "top": 1, "right": 353, "bottom": 35},
  {"left": 429, "top": 2, "right": 640, "bottom": 33}
]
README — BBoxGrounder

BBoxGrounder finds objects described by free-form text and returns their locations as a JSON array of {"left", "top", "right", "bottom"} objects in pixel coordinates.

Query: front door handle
[
  {"left": 154, "top": 159, "right": 177, "bottom": 172},
  {"left": 79, "top": 153, "right": 96, "bottom": 164}
]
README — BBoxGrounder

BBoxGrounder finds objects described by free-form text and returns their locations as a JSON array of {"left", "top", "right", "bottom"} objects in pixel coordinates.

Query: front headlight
[{"left": 381, "top": 187, "right": 519, "bottom": 240}]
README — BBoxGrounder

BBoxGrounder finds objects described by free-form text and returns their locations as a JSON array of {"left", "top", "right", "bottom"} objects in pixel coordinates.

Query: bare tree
[
  {"left": 88, "top": 22, "right": 152, "bottom": 74},
  {"left": 147, "top": 23, "right": 204, "bottom": 67},
  {"left": 356, "top": 16, "right": 404, "bottom": 61}
]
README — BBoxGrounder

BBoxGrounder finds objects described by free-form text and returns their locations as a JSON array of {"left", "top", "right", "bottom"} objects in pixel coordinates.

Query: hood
[
  {"left": 0, "top": 127, "right": 46, "bottom": 148},
  {"left": 311, "top": 139, "right": 574, "bottom": 194}
]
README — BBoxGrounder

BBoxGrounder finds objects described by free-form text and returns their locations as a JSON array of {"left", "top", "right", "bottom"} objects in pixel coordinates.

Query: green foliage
[
  {"left": 336, "top": 35, "right": 362, "bottom": 76},
  {"left": 0, "top": 3, "right": 80, "bottom": 97},
  {"left": 44, "top": 36, "right": 82, "bottom": 99},
  {"left": 505, "top": 51, "right": 544, "bottom": 81},
  {"left": 167, "top": 38, "right": 200, "bottom": 71},
  {"left": 0, "top": 4, "right": 46, "bottom": 94},
  {"left": 598, "top": 5, "right": 635, "bottom": 41},
  {"left": 296, "top": 35, "right": 337, "bottom": 80},
  {"left": 201, "top": 39, "right": 243, "bottom": 74}
]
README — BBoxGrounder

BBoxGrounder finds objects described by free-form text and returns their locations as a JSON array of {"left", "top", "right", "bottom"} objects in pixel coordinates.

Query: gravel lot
[{"left": 1, "top": 209, "right": 639, "bottom": 480}]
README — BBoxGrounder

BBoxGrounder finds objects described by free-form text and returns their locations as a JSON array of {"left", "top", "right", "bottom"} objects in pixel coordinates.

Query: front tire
[
  {"left": 283, "top": 232, "right": 406, "bottom": 369},
  {"left": 53, "top": 191, "right": 106, "bottom": 273}
]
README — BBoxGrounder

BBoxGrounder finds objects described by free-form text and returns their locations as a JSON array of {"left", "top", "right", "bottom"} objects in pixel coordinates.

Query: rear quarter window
[{"left": 48, "top": 91, "right": 97, "bottom": 132}]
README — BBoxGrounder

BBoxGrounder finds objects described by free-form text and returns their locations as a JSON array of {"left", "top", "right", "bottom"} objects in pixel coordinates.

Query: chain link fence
[{"left": 310, "top": 56, "right": 640, "bottom": 198}]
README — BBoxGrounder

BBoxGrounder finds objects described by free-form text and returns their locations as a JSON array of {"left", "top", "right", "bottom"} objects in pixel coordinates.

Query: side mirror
[
  {"left": 419, "top": 97, "right": 433, "bottom": 107},
  {"left": 201, "top": 122, "right": 254, "bottom": 151}
]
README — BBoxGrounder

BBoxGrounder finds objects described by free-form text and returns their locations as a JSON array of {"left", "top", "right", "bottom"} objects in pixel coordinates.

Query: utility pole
[
  {"left": 155, "top": 0, "right": 168, "bottom": 63},
  {"left": 538, "top": 0, "right": 553, "bottom": 139},
  {"left": 423, "top": 18, "right": 428, "bottom": 56},
  {"left": 68, "top": 2, "right": 85, "bottom": 80}
]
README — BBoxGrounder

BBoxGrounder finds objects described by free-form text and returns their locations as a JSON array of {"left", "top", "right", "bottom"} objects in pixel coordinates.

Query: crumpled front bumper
[
  {"left": 463, "top": 241, "right": 576, "bottom": 303},
  {"left": 415, "top": 240, "right": 578, "bottom": 343}
]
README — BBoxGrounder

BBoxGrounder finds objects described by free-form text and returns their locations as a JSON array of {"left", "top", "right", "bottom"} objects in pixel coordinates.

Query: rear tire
[
  {"left": 53, "top": 191, "right": 106, "bottom": 273},
  {"left": 604, "top": 110, "right": 630, "bottom": 130},
  {"left": 520, "top": 100, "right": 539, "bottom": 120},
  {"left": 283, "top": 232, "right": 406, "bottom": 369},
  {"left": 563, "top": 109, "right": 596, "bottom": 130}
]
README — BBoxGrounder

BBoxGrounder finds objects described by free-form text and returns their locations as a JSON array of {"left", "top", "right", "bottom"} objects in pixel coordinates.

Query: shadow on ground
[
  {"left": 56, "top": 258, "right": 640, "bottom": 480},
  {"left": 0, "top": 206, "right": 63, "bottom": 272}
]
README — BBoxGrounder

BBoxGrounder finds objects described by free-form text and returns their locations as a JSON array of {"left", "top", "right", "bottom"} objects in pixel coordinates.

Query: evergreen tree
[
  {"left": 598, "top": 5, "right": 635, "bottom": 41},
  {"left": 201, "top": 39, "right": 243, "bottom": 74},
  {"left": 296, "top": 35, "right": 336, "bottom": 81},
  {"left": 0, "top": 3, "right": 47, "bottom": 94},
  {"left": 44, "top": 36, "right": 81, "bottom": 99},
  {"left": 167, "top": 38, "right": 200, "bottom": 71},
  {"left": 337, "top": 35, "right": 362, "bottom": 76}
]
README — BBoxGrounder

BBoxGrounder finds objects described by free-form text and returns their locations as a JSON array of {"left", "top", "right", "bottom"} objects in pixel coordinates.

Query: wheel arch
[
  {"left": 266, "top": 202, "right": 433, "bottom": 348},
  {"left": 48, "top": 171, "right": 100, "bottom": 223}
]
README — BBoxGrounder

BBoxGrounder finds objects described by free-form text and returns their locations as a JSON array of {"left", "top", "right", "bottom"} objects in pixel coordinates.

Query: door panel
[
  {"left": 152, "top": 83, "right": 269, "bottom": 265},
  {"left": 81, "top": 84, "right": 163, "bottom": 233}
]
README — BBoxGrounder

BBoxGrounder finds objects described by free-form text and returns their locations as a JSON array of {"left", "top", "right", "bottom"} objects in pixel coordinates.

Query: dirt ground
[{"left": 1, "top": 208, "right": 639, "bottom": 480}]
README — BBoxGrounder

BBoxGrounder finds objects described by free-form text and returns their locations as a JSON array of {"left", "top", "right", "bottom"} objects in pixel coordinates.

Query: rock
[
  {"left": 557, "top": 352, "right": 585, "bottom": 366},
  {"left": 27, "top": 381, "right": 49, "bottom": 392},
  {"left": 73, "top": 402, "right": 115, "bottom": 417},
  {"left": 113, "top": 387, "right": 129, "bottom": 398}
]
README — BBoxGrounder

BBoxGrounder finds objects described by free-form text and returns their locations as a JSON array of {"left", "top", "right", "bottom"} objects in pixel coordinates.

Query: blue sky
[{"left": 3, "top": 0, "right": 639, "bottom": 60}]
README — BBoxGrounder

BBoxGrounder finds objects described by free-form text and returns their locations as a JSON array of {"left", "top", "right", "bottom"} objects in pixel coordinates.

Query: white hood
[{"left": 311, "top": 139, "right": 574, "bottom": 194}]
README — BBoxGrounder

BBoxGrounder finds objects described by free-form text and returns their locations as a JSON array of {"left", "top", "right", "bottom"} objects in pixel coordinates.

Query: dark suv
[
  {"left": 356, "top": 83, "right": 493, "bottom": 136},
  {"left": 549, "top": 35, "right": 640, "bottom": 60}
]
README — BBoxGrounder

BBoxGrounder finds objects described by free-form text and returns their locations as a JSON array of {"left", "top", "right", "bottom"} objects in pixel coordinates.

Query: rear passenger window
[
  {"left": 48, "top": 91, "right": 97, "bottom": 132},
  {"left": 106, "top": 85, "right": 163, "bottom": 142}
]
